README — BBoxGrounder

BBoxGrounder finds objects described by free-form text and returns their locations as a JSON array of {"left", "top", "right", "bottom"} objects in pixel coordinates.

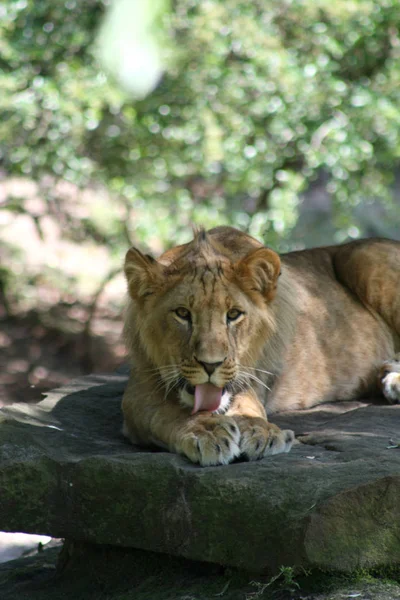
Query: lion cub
[{"left": 122, "top": 227, "right": 400, "bottom": 466}]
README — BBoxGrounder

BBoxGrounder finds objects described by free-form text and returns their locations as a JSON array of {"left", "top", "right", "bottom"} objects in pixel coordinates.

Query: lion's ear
[
  {"left": 124, "top": 247, "right": 164, "bottom": 300},
  {"left": 236, "top": 247, "right": 281, "bottom": 302}
]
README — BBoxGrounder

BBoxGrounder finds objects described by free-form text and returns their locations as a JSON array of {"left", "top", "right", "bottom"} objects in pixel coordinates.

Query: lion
[{"left": 122, "top": 226, "right": 400, "bottom": 466}]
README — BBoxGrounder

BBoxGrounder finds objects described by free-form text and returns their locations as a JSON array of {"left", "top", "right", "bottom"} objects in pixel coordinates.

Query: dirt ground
[
  {"left": 1, "top": 542, "right": 400, "bottom": 600},
  {"left": 0, "top": 303, "right": 125, "bottom": 406}
]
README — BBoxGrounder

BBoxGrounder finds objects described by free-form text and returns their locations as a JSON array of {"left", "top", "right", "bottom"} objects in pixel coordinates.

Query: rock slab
[{"left": 0, "top": 374, "right": 399, "bottom": 572}]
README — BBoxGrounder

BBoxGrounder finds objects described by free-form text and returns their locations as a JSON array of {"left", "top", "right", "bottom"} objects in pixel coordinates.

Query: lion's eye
[
  {"left": 175, "top": 307, "right": 191, "bottom": 321},
  {"left": 227, "top": 308, "right": 243, "bottom": 322}
]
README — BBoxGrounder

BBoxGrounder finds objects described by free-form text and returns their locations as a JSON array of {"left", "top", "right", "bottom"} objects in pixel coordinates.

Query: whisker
[
  {"left": 137, "top": 373, "right": 162, "bottom": 386},
  {"left": 232, "top": 374, "right": 251, "bottom": 394},
  {"left": 134, "top": 363, "right": 183, "bottom": 395},
  {"left": 140, "top": 364, "right": 181, "bottom": 374},
  {"left": 247, "top": 376, "right": 271, "bottom": 392},
  {"left": 158, "top": 377, "right": 176, "bottom": 388},
  {"left": 146, "top": 369, "right": 179, "bottom": 377},
  {"left": 153, "top": 375, "right": 174, "bottom": 393},
  {"left": 155, "top": 374, "right": 179, "bottom": 392},
  {"left": 155, "top": 368, "right": 185, "bottom": 395},
  {"left": 233, "top": 378, "right": 247, "bottom": 394},
  {"left": 164, "top": 376, "right": 184, "bottom": 400},
  {"left": 153, "top": 381, "right": 165, "bottom": 394},
  {"left": 237, "top": 370, "right": 271, "bottom": 392},
  {"left": 239, "top": 364, "right": 275, "bottom": 377}
]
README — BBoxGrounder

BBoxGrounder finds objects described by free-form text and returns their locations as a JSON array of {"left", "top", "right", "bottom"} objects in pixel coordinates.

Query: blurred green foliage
[{"left": 1, "top": 0, "right": 400, "bottom": 252}]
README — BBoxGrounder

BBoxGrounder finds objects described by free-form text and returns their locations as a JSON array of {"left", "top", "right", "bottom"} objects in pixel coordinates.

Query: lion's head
[{"left": 124, "top": 227, "right": 282, "bottom": 414}]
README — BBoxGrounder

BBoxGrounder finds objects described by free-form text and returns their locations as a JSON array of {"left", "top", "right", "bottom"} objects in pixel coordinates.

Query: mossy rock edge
[{"left": 0, "top": 374, "right": 399, "bottom": 572}]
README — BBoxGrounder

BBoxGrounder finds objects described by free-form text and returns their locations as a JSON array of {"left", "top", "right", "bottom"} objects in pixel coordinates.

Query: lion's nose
[{"left": 196, "top": 359, "right": 224, "bottom": 376}]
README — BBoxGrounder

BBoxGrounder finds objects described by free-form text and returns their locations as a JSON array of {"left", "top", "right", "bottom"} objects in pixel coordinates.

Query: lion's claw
[{"left": 236, "top": 416, "right": 294, "bottom": 461}]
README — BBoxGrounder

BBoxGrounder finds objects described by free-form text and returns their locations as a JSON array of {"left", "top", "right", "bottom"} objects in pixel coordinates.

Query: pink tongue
[{"left": 192, "top": 383, "right": 223, "bottom": 415}]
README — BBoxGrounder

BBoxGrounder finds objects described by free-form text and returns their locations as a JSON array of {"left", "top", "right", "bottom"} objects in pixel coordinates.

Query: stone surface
[
  {"left": 0, "top": 374, "right": 399, "bottom": 572},
  {"left": 0, "top": 532, "right": 52, "bottom": 563}
]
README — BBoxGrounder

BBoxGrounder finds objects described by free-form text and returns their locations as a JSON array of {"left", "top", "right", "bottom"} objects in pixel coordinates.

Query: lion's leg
[
  {"left": 226, "top": 389, "right": 294, "bottom": 460},
  {"left": 334, "top": 241, "right": 400, "bottom": 404},
  {"left": 378, "top": 353, "right": 400, "bottom": 405},
  {"left": 333, "top": 239, "right": 400, "bottom": 335},
  {"left": 122, "top": 374, "right": 243, "bottom": 466},
  {"left": 122, "top": 376, "right": 294, "bottom": 466}
]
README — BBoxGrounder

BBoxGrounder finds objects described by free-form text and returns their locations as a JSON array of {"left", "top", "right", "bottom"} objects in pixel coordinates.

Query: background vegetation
[{"left": 1, "top": 0, "right": 400, "bottom": 399}]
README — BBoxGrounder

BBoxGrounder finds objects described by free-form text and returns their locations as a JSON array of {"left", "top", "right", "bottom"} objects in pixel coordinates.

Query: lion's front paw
[
  {"left": 177, "top": 415, "right": 241, "bottom": 466},
  {"left": 235, "top": 416, "right": 294, "bottom": 461}
]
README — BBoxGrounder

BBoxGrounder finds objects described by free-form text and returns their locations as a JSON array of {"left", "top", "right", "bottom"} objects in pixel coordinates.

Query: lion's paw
[
  {"left": 382, "top": 373, "right": 400, "bottom": 404},
  {"left": 177, "top": 415, "right": 241, "bottom": 466},
  {"left": 381, "top": 355, "right": 400, "bottom": 405},
  {"left": 235, "top": 416, "right": 294, "bottom": 461}
]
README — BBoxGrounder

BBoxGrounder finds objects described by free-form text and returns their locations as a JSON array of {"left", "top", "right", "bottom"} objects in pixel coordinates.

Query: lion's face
[
  {"left": 143, "top": 270, "right": 268, "bottom": 413},
  {"left": 124, "top": 232, "right": 281, "bottom": 413}
]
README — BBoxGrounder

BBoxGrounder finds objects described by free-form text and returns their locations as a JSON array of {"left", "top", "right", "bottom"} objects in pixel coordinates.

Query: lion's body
[
  {"left": 122, "top": 227, "right": 400, "bottom": 466},
  {"left": 263, "top": 240, "right": 399, "bottom": 411}
]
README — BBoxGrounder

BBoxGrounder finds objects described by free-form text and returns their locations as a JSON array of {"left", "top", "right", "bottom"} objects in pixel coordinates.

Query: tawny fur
[{"left": 122, "top": 227, "right": 400, "bottom": 466}]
